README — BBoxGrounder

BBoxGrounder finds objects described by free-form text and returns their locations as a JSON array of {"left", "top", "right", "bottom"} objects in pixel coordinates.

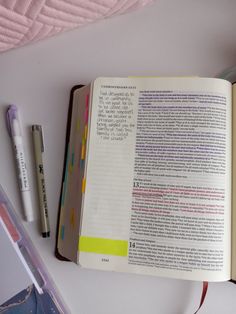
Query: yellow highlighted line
[
  {"left": 81, "top": 144, "right": 85, "bottom": 160},
  {"left": 70, "top": 208, "right": 75, "bottom": 228},
  {"left": 81, "top": 177, "right": 86, "bottom": 193},
  {"left": 84, "top": 125, "right": 88, "bottom": 140},
  {"left": 78, "top": 236, "right": 128, "bottom": 257}
]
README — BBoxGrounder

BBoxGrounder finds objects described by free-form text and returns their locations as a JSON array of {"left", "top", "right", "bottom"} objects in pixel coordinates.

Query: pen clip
[{"left": 32, "top": 125, "right": 44, "bottom": 152}]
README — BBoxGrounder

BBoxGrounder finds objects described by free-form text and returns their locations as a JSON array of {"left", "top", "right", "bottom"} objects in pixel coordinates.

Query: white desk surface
[{"left": 1, "top": 0, "right": 236, "bottom": 313}]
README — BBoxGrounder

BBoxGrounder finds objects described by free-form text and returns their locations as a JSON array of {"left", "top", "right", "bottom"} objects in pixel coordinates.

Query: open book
[{"left": 56, "top": 77, "right": 236, "bottom": 282}]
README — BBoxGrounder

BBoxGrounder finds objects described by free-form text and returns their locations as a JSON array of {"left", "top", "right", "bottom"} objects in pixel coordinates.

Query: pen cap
[
  {"left": 6, "top": 105, "right": 22, "bottom": 137},
  {"left": 32, "top": 125, "right": 44, "bottom": 152}
]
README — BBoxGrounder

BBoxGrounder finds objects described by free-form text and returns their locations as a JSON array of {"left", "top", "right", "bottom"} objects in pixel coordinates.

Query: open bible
[{"left": 56, "top": 77, "right": 236, "bottom": 282}]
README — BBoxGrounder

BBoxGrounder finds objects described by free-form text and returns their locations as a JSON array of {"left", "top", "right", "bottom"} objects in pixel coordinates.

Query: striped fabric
[{"left": 0, "top": 0, "right": 152, "bottom": 52}]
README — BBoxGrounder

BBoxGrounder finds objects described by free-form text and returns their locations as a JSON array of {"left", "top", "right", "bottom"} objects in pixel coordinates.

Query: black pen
[{"left": 32, "top": 125, "right": 50, "bottom": 238}]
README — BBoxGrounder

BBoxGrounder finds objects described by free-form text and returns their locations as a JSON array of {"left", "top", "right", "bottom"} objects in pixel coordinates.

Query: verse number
[
  {"left": 133, "top": 182, "right": 140, "bottom": 188},
  {"left": 129, "top": 242, "right": 136, "bottom": 248}
]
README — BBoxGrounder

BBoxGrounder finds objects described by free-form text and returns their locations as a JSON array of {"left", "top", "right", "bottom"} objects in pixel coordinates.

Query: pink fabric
[{"left": 0, "top": 0, "right": 152, "bottom": 52}]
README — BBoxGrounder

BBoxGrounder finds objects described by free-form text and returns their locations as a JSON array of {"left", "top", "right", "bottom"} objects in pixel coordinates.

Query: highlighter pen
[
  {"left": 32, "top": 125, "right": 50, "bottom": 238},
  {"left": 6, "top": 105, "right": 34, "bottom": 222}
]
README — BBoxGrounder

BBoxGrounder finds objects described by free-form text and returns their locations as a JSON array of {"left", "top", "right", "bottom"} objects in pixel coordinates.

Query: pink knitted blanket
[{"left": 0, "top": 0, "right": 151, "bottom": 52}]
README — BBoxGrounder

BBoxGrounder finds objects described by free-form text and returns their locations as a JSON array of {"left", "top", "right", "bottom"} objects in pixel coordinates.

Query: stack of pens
[{"left": 6, "top": 105, "right": 50, "bottom": 238}]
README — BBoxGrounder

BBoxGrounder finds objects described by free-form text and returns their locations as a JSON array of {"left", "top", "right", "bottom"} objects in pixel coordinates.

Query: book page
[
  {"left": 231, "top": 84, "right": 236, "bottom": 280},
  {"left": 79, "top": 77, "right": 231, "bottom": 281}
]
